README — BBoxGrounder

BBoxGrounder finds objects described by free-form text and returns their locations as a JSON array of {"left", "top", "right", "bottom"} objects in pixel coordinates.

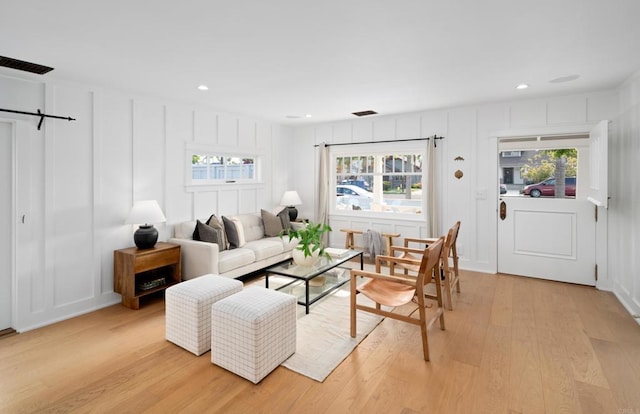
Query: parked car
[
  {"left": 336, "top": 184, "right": 373, "bottom": 198},
  {"left": 521, "top": 177, "right": 576, "bottom": 197},
  {"left": 336, "top": 184, "right": 373, "bottom": 209},
  {"left": 500, "top": 184, "right": 507, "bottom": 194},
  {"left": 340, "top": 179, "right": 370, "bottom": 190}
]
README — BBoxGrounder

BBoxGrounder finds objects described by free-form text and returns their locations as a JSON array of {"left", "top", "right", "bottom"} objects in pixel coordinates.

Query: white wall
[
  {"left": 0, "top": 74, "right": 292, "bottom": 331},
  {"left": 3, "top": 69, "right": 638, "bottom": 329},
  {"left": 609, "top": 71, "right": 640, "bottom": 319},
  {"left": 291, "top": 90, "right": 620, "bottom": 276}
]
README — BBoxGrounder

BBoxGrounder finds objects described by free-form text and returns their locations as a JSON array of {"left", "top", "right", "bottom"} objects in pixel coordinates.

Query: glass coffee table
[{"left": 265, "top": 250, "right": 363, "bottom": 314}]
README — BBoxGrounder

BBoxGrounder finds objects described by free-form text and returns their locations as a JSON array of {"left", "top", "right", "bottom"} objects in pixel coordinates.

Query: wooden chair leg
[
  {"left": 434, "top": 268, "right": 446, "bottom": 330},
  {"left": 443, "top": 269, "right": 454, "bottom": 311},
  {"left": 417, "top": 292, "right": 430, "bottom": 361},
  {"left": 350, "top": 273, "right": 357, "bottom": 338}
]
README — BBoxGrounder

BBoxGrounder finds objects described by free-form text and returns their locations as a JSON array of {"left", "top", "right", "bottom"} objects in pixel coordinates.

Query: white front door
[
  {"left": 0, "top": 121, "right": 13, "bottom": 330},
  {"left": 498, "top": 197, "right": 597, "bottom": 285},
  {"left": 496, "top": 121, "right": 607, "bottom": 285}
]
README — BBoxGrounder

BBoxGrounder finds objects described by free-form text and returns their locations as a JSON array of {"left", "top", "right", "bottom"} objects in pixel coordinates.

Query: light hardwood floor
[{"left": 2, "top": 271, "right": 639, "bottom": 413}]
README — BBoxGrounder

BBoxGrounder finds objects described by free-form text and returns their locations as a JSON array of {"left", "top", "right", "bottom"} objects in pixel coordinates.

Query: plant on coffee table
[{"left": 281, "top": 221, "right": 332, "bottom": 263}]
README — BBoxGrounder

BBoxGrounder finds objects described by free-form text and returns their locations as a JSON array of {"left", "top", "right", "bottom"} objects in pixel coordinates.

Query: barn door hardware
[{"left": 0, "top": 108, "right": 76, "bottom": 130}]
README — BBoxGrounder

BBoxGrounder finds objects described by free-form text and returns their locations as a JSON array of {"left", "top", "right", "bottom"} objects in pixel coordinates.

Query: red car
[{"left": 521, "top": 177, "right": 576, "bottom": 197}]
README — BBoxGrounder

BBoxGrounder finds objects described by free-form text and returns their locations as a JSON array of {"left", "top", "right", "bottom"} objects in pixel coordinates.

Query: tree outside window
[{"left": 520, "top": 148, "right": 577, "bottom": 198}]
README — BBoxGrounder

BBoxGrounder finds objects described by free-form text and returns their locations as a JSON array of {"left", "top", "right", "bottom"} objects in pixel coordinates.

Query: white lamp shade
[
  {"left": 125, "top": 200, "right": 166, "bottom": 225},
  {"left": 280, "top": 190, "right": 302, "bottom": 206}
]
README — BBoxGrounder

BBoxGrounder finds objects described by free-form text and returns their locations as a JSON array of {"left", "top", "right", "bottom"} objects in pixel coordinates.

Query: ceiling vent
[
  {"left": 352, "top": 110, "right": 378, "bottom": 117},
  {"left": 0, "top": 56, "right": 54, "bottom": 75}
]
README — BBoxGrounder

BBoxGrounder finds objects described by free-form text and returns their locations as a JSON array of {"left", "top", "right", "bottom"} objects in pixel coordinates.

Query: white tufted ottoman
[
  {"left": 165, "top": 274, "right": 243, "bottom": 356},
  {"left": 211, "top": 286, "right": 296, "bottom": 384}
]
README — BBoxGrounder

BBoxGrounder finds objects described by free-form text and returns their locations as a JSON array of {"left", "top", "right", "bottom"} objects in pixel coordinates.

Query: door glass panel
[{"left": 499, "top": 145, "right": 581, "bottom": 199}]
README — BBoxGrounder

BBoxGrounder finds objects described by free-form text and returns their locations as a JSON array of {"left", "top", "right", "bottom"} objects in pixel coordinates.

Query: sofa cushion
[
  {"left": 233, "top": 213, "right": 265, "bottom": 242},
  {"left": 207, "top": 214, "right": 228, "bottom": 250},
  {"left": 232, "top": 218, "right": 247, "bottom": 247},
  {"left": 277, "top": 208, "right": 292, "bottom": 231},
  {"left": 194, "top": 220, "right": 214, "bottom": 242},
  {"left": 218, "top": 248, "right": 256, "bottom": 274},
  {"left": 222, "top": 216, "right": 243, "bottom": 249},
  {"left": 192, "top": 220, "right": 207, "bottom": 241},
  {"left": 243, "top": 238, "right": 285, "bottom": 261},
  {"left": 261, "top": 209, "right": 283, "bottom": 237},
  {"left": 194, "top": 220, "right": 227, "bottom": 251}
]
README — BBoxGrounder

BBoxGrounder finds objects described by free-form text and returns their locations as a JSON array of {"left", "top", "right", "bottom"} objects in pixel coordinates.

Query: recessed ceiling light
[
  {"left": 305, "top": 114, "right": 312, "bottom": 118},
  {"left": 550, "top": 74, "right": 580, "bottom": 83},
  {"left": 516, "top": 84, "right": 529, "bottom": 90},
  {"left": 197, "top": 85, "right": 209, "bottom": 91}
]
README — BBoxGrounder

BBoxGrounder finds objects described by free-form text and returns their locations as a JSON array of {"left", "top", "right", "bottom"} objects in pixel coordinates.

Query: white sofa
[{"left": 169, "top": 212, "right": 302, "bottom": 280}]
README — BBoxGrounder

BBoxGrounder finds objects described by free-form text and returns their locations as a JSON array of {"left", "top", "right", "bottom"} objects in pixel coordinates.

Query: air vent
[
  {"left": 352, "top": 110, "right": 378, "bottom": 117},
  {"left": 0, "top": 56, "right": 54, "bottom": 75}
]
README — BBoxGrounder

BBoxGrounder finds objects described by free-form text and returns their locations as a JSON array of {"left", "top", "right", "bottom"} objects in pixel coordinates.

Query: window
[
  {"left": 501, "top": 151, "right": 522, "bottom": 157},
  {"left": 190, "top": 153, "right": 257, "bottom": 184},
  {"left": 333, "top": 146, "right": 425, "bottom": 216}
]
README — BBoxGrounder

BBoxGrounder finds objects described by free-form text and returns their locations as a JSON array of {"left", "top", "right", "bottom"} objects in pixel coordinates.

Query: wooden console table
[{"left": 114, "top": 242, "right": 181, "bottom": 309}]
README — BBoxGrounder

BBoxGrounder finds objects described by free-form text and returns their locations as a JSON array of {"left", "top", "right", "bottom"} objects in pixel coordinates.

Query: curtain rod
[
  {"left": 0, "top": 107, "right": 76, "bottom": 130},
  {"left": 314, "top": 135, "right": 444, "bottom": 148}
]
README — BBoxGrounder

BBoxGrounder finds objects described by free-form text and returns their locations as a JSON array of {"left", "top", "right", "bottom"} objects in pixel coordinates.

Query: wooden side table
[{"left": 114, "top": 242, "right": 181, "bottom": 309}]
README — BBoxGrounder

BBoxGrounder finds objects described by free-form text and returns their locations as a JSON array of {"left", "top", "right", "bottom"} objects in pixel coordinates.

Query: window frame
[
  {"left": 330, "top": 142, "right": 427, "bottom": 220},
  {"left": 186, "top": 144, "right": 261, "bottom": 187}
]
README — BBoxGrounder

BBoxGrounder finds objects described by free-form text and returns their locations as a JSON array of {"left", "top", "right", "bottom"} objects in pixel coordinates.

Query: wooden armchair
[
  {"left": 350, "top": 237, "right": 445, "bottom": 361},
  {"left": 390, "top": 221, "right": 461, "bottom": 310}
]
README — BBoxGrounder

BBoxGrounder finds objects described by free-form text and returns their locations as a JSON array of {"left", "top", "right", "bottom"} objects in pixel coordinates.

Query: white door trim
[
  {"left": 0, "top": 118, "right": 17, "bottom": 331},
  {"left": 491, "top": 123, "right": 598, "bottom": 139}
]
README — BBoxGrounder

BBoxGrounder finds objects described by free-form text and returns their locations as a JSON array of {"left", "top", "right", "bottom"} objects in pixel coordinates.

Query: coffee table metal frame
[{"left": 265, "top": 250, "right": 363, "bottom": 314}]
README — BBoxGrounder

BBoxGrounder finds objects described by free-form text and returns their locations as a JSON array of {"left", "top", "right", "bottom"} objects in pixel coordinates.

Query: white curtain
[
  {"left": 426, "top": 137, "right": 439, "bottom": 237},
  {"left": 316, "top": 143, "right": 330, "bottom": 240}
]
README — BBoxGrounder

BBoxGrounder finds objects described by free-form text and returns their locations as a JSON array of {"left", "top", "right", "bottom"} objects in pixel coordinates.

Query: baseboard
[
  {"left": 0, "top": 328, "right": 18, "bottom": 340},
  {"left": 613, "top": 286, "right": 640, "bottom": 326}
]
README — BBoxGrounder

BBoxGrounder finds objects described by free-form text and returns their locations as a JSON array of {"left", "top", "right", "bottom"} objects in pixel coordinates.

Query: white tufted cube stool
[
  {"left": 165, "top": 274, "right": 243, "bottom": 356},
  {"left": 211, "top": 286, "right": 296, "bottom": 384}
]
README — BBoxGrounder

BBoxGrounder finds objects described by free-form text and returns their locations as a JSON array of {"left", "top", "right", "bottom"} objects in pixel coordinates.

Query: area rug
[{"left": 280, "top": 284, "right": 385, "bottom": 382}]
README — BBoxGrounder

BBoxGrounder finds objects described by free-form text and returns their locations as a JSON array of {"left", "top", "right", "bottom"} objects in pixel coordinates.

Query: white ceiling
[{"left": 2, "top": 0, "right": 639, "bottom": 125}]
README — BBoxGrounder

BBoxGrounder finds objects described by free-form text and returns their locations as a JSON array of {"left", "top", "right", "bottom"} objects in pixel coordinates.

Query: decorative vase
[
  {"left": 292, "top": 246, "right": 320, "bottom": 267},
  {"left": 133, "top": 224, "right": 158, "bottom": 249}
]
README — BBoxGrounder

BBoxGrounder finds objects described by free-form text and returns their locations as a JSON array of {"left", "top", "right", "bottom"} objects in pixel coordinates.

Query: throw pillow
[
  {"left": 277, "top": 208, "right": 292, "bottom": 232},
  {"left": 206, "top": 214, "right": 228, "bottom": 250},
  {"left": 231, "top": 218, "right": 247, "bottom": 247},
  {"left": 193, "top": 221, "right": 202, "bottom": 240},
  {"left": 194, "top": 220, "right": 226, "bottom": 249},
  {"left": 261, "top": 209, "right": 283, "bottom": 237},
  {"left": 222, "top": 216, "right": 242, "bottom": 249}
]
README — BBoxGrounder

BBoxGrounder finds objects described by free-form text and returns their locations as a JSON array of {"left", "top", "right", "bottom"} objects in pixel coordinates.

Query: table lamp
[
  {"left": 125, "top": 200, "right": 166, "bottom": 249},
  {"left": 280, "top": 190, "right": 302, "bottom": 221}
]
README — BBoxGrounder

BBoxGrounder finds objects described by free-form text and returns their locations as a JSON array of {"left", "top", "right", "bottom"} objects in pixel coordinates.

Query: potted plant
[{"left": 281, "top": 221, "right": 332, "bottom": 266}]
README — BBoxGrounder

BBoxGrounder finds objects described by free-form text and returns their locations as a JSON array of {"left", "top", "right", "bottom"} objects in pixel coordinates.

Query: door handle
[{"left": 500, "top": 200, "right": 507, "bottom": 221}]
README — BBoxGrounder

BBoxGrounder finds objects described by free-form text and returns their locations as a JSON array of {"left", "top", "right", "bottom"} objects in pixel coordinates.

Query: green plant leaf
[{"left": 280, "top": 221, "right": 332, "bottom": 258}]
